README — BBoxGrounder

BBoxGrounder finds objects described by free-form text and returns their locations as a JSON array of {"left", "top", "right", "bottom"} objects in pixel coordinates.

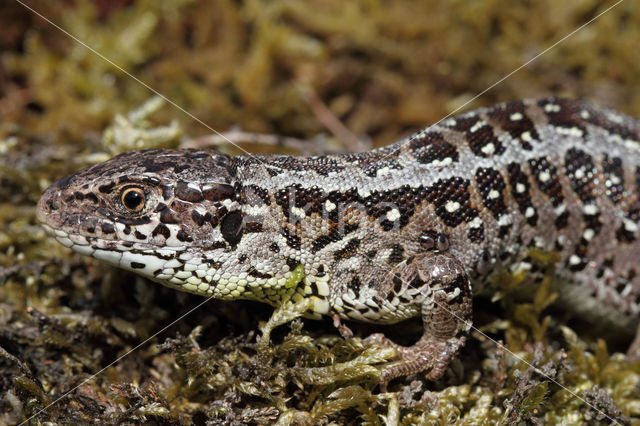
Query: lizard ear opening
[{"left": 220, "top": 210, "right": 244, "bottom": 246}]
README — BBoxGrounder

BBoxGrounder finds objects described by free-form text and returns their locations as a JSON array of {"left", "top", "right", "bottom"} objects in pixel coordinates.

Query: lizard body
[{"left": 37, "top": 98, "right": 640, "bottom": 382}]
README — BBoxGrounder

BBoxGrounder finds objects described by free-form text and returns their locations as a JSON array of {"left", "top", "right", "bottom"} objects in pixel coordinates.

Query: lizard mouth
[{"left": 40, "top": 222, "right": 185, "bottom": 262}]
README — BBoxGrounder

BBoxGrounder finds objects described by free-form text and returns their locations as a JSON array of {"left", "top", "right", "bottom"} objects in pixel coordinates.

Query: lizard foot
[{"left": 365, "top": 252, "right": 472, "bottom": 386}]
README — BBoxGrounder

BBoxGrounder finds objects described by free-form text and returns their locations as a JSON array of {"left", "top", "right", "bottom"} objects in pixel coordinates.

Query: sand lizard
[{"left": 37, "top": 98, "right": 640, "bottom": 383}]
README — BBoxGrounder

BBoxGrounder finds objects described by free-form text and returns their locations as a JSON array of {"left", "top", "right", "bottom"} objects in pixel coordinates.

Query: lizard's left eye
[{"left": 121, "top": 187, "right": 146, "bottom": 212}]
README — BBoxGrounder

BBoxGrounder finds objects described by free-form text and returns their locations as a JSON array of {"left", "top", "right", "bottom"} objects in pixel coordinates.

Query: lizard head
[{"left": 37, "top": 149, "right": 287, "bottom": 299}]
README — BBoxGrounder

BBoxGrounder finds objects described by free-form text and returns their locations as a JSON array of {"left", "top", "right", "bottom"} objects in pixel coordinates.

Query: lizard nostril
[{"left": 48, "top": 200, "right": 60, "bottom": 211}]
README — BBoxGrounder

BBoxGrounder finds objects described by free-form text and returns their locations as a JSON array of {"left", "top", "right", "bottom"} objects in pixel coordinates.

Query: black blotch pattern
[
  {"left": 152, "top": 223, "right": 171, "bottom": 239},
  {"left": 538, "top": 98, "right": 587, "bottom": 135},
  {"left": 602, "top": 154, "right": 625, "bottom": 204},
  {"left": 101, "top": 223, "right": 116, "bottom": 234},
  {"left": 475, "top": 167, "right": 507, "bottom": 218},
  {"left": 564, "top": 148, "right": 597, "bottom": 203},
  {"left": 387, "top": 244, "right": 405, "bottom": 264},
  {"left": 333, "top": 238, "right": 361, "bottom": 261},
  {"left": 177, "top": 229, "right": 193, "bottom": 242},
  {"left": 425, "top": 177, "right": 479, "bottom": 227},
  {"left": 528, "top": 157, "right": 564, "bottom": 207},
  {"left": 487, "top": 101, "right": 540, "bottom": 150},
  {"left": 409, "top": 132, "right": 459, "bottom": 165},
  {"left": 449, "top": 115, "right": 504, "bottom": 157},
  {"left": 506, "top": 162, "right": 538, "bottom": 227},
  {"left": 280, "top": 227, "right": 301, "bottom": 250}
]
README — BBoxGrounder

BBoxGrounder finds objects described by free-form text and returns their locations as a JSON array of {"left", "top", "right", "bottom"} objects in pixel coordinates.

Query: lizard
[{"left": 37, "top": 97, "right": 640, "bottom": 384}]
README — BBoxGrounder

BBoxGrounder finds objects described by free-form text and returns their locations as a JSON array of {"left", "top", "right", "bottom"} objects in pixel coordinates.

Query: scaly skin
[{"left": 37, "top": 98, "right": 640, "bottom": 383}]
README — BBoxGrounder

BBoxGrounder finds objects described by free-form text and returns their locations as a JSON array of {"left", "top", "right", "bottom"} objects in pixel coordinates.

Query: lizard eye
[{"left": 121, "top": 187, "right": 146, "bottom": 212}]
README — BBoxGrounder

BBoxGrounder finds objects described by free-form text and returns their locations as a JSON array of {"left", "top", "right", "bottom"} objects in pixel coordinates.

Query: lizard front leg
[{"left": 364, "top": 252, "right": 472, "bottom": 384}]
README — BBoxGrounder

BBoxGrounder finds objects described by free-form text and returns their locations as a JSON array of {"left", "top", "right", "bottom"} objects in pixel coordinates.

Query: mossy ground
[{"left": 1, "top": 1, "right": 639, "bottom": 424}]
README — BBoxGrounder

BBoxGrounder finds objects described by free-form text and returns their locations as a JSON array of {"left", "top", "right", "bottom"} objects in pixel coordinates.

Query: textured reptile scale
[{"left": 37, "top": 98, "right": 640, "bottom": 382}]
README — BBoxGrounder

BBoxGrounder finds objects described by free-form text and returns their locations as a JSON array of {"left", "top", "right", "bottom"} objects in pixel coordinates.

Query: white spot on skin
[
  {"left": 469, "top": 217, "right": 483, "bottom": 228},
  {"left": 325, "top": 200, "right": 336, "bottom": 212},
  {"left": 481, "top": 143, "right": 495, "bottom": 155},
  {"left": 544, "top": 103, "right": 561, "bottom": 113},
  {"left": 470, "top": 120, "right": 486, "bottom": 133},
  {"left": 554, "top": 205, "right": 566, "bottom": 216},
  {"left": 624, "top": 139, "right": 640, "bottom": 150},
  {"left": 610, "top": 175, "right": 622, "bottom": 185},
  {"left": 509, "top": 112, "right": 523, "bottom": 121},
  {"left": 525, "top": 207, "right": 536, "bottom": 218},
  {"left": 556, "top": 127, "right": 584, "bottom": 137},
  {"left": 291, "top": 206, "right": 306, "bottom": 220},
  {"left": 521, "top": 131, "right": 533, "bottom": 142},
  {"left": 583, "top": 204, "right": 599, "bottom": 216},
  {"left": 557, "top": 235, "right": 566, "bottom": 246},
  {"left": 538, "top": 171, "right": 550, "bottom": 183},
  {"left": 448, "top": 287, "right": 461, "bottom": 301},
  {"left": 431, "top": 157, "right": 453, "bottom": 167},
  {"left": 580, "top": 110, "right": 590, "bottom": 119},
  {"left": 516, "top": 183, "right": 526, "bottom": 193},
  {"left": 623, "top": 218, "right": 638, "bottom": 233},
  {"left": 444, "top": 118, "right": 457, "bottom": 127},
  {"left": 511, "top": 261, "right": 531, "bottom": 274},
  {"left": 569, "top": 255, "right": 582, "bottom": 265},
  {"left": 575, "top": 168, "right": 585, "bottom": 179},
  {"left": 445, "top": 201, "right": 461, "bottom": 213},
  {"left": 488, "top": 189, "right": 500, "bottom": 199},
  {"left": 583, "top": 228, "right": 595, "bottom": 241},
  {"left": 376, "top": 166, "right": 391, "bottom": 177},
  {"left": 386, "top": 208, "right": 401, "bottom": 222},
  {"left": 607, "top": 112, "right": 624, "bottom": 124},
  {"left": 497, "top": 215, "right": 512, "bottom": 227}
]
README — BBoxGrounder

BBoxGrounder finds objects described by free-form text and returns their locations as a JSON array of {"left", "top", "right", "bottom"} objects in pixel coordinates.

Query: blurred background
[{"left": 1, "top": 0, "right": 639, "bottom": 423}]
